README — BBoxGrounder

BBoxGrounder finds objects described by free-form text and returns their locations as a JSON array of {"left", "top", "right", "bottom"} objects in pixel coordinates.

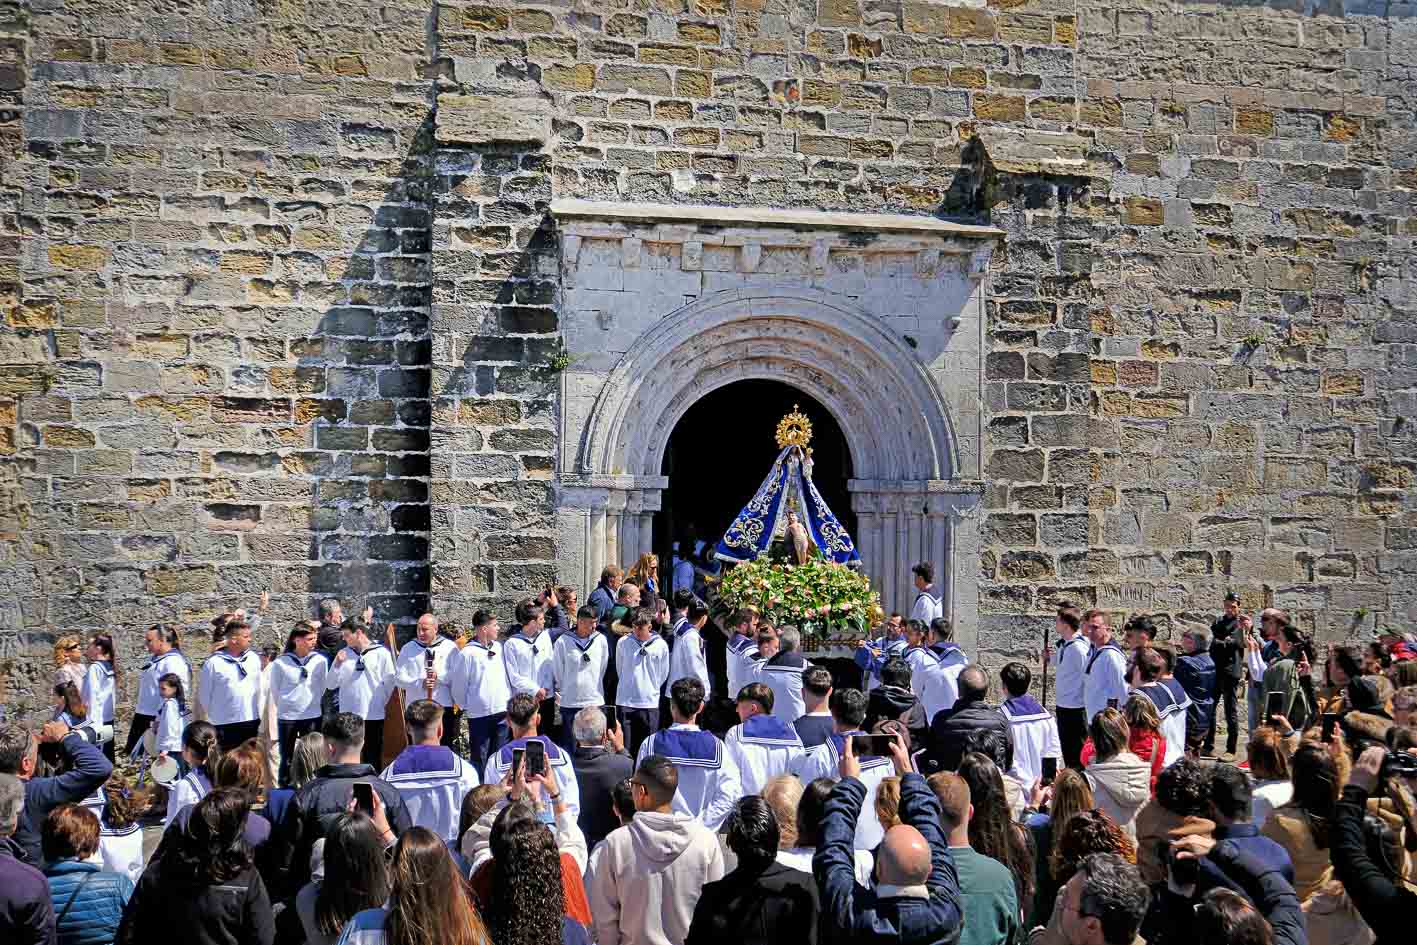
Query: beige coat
[{"left": 1084, "top": 752, "right": 1152, "bottom": 840}]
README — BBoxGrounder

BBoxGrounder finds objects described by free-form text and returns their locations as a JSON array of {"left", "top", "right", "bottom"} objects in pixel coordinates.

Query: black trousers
[
  {"left": 362, "top": 719, "right": 385, "bottom": 768},
  {"left": 1057, "top": 707, "right": 1087, "bottom": 770},
  {"left": 124, "top": 713, "right": 156, "bottom": 757},
  {"left": 277, "top": 717, "right": 321, "bottom": 786},
  {"left": 215, "top": 719, "right": 261, "bottom": 752},
  {"left": 1205, "top": 674, "right": 1240, "bottom": 754},
  {"left": 440, "top": 706, "right": 459, "bottom": 749},
  {"left": 619, "top": 707, "right": 659, "bottom": 758}
]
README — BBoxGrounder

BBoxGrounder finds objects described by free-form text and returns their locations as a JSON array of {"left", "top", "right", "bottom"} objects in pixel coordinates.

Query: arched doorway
[{"left": 655, "top": 380, "right": 856, "bottom": 575}]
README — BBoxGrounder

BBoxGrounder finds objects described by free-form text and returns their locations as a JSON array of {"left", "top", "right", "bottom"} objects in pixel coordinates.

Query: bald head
[
  {"left": 416, "top": 613, "right": 438, "bottom": 643},
  {"left": 877, "top": 823, "right": 932, "bottom": 886}
]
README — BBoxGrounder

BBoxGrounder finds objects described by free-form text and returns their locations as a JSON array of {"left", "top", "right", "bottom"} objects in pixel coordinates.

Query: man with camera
[
  {"left": 0, "top": 720, "right": 113, "bottom": 866},
  {"left": 1334, "top": 745, "right": 1417, "bottom": 945}
]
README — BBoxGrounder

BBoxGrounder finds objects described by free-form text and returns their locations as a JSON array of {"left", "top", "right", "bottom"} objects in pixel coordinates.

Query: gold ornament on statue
[{"left": 775, "top": 405, "right": 814, "bottom": 450}]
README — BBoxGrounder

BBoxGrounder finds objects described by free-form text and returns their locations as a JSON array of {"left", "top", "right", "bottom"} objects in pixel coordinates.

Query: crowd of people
[{"left": 3, "top": 558, "right": 1416, "bottom": 945}]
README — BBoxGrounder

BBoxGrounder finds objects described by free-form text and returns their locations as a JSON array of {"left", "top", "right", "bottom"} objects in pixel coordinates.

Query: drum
[{"left": 150, "top": 755, "right": 180, "bottom": 785}]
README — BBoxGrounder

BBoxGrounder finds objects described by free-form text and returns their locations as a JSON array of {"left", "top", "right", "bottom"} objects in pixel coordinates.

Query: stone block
[{"left": 436, "top": 94, "right": 551, "bottom": 145}]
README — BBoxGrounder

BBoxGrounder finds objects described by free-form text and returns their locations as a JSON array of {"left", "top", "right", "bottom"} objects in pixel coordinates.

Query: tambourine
[
  {"left": 150, "top": 755, "right": 181, "bottom": 785},
  {"left": 141, "top": 728, "right": 157, "bottom": 757}
]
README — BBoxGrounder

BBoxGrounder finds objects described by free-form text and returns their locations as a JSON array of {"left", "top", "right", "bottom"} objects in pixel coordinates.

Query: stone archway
[{"left": 552, "top": 201, "right": 994, "bottom": 645}]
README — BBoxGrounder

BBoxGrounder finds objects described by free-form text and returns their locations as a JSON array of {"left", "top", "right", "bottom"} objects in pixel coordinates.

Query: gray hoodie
[
  {"left": 1084, "top": 752, "right": 1152, "bottom": 840},
  {"left": 588, "top": 810, "right": 725, "bottom": 945}
]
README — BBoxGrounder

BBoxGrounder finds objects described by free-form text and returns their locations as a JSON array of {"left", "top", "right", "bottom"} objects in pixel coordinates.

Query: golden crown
[{"left": 775, "top": 405, "right": 813, "bottom": 449}]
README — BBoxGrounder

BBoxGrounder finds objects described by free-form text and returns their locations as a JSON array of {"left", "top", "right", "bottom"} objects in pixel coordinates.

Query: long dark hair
[
  {"left": 183, "top": 720, "right": 222, "bottom": 784},
  {"left": 1290, "top": 742, "right": 1338, "bottom": 848},
  {"left": 487, "top": 806, "right": 565, "bottom": 945},
  {"left": 165, "top": 788, "right": 253, "bottom": 884},
  {"left": 386, "top": 827, "right": 488, "bottom": 945},
  {"left": 159, "top": 672, "right": 187, "bottom": 717},
  {"left": 316, "top": 813, "right": 390, "bottom": 938},
  {"left": 53, "top": 681, "right": 87, "bottom": 721},
  {"left": 958, "top": 752, "right": 1035, "bottom": 919},
  {"left": 90, "top": 632, "right": 119, "bottom": 681}
]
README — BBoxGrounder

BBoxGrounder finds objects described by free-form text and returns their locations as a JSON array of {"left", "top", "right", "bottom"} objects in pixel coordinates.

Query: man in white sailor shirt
[
  {"left": 127, "top": 625, "right": 190, "bottom": 759},
  {"left": 665, "top": 596, "right": 712, "bottom": 699},
  {"left": 325, "top": 616, "right": 398, "bottom": 767},
  {"left": 447, "top": 609, "right": 511, "bottom": 773},
  {"left": 789, "top": 687, "right": 895, "bottom": 850},
  {"left": 724, "top": 682, "right": 805, "bottom": 795},
  {"left": 910, "top": 560, "right": 944, "bottom": 625},
  {"left": 615, "top": 611, "right": 671, "bottom": 757},
  {"left": 751, "top": 626, "right": 809, "bottom": 725},
  {"left": 395, "top": 613, "right": 459, "bottom": 748},
  {"left": 381, "top": 698, "right": 480, "bottom": 844},
  {"left": 1048, "top": 605, "right": 1091, "bottom": 769},
  {"left": 552, "top": 606, "right": 611, "bottom": 748},
  {"left": 998, "top": 661, "right": 1060, "bottom": 788},
  {"left": 503, "top": 599, "right": 555, "bottom": 734},
  {"left": 636, "top": 677, "right": 739, "bottom": 830},
  {"left": 483, "top": 691, "right": 581, "bottom": 819},
  {"left": 907, "top": 618, "right": 969, "bottom": 724},
  {"left": 1130, "top": 645, "right": 1188, "bottom": 768},
  {"left": 722, "top": 609, "right": 760, "bottom": 701},
  {"left": 198, "top": 621, "right": 264, "bottom": 751},
  {"left": 1081, "top": 609, "right": 1128, "bottom": 725},
  {"left": 269, "top": 621, "right": 327, "bottom": 785}
]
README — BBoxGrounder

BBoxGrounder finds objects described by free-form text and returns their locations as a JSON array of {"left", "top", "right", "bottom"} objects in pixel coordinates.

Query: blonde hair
[
  {"left": 1248, "top": 726, "right": 1291, "bottom": 782},
  {"left": 874, "top": 776, "right": 902, "bottom": 830},
  {"left": 762, "top": 775, "right": 803, "bottom": 848},
  {"left": 1089, "top": 707, "right": 1131, "bottom": 760},
  {"left": 53, "top": 636, "right": 82, "bottom": 668},
  {"left": 628, "top": 553, "right": 659, "bottom": 588},
  {"left": 1049, "top": 768, "right": 1094, "bottom": 841},
  {"left": 1123, "top": 694, "right": 1160, "bottom": 736}
]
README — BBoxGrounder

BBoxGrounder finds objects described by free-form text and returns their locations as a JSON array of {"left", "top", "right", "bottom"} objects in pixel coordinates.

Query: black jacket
[
  {"left": 864, "top": 686, "right": 928, "bottom": 752},
  {"left": 686, "top": 859, "right": 819, "bottom": 945},
  {"left": 116, "top": 863, "right": 274, "bottom": 945},
  {"left": 1333, "top": 784, "right": 1413, "bottom": 945},
  {"left": 1144, "top": 840, "right": 1303, "bottom": 945},
  {"left": 270, "top": 763, "right": 412, "bottom": 897},
  {"left": 1209, "top": 615, "right": 1243, "bottom": 679},
  {"left": 572, "top": 744, "right": 634, "bottom": 851},
  {"left": 923, "top": 700, "right": 1009, "bottom": 775}
]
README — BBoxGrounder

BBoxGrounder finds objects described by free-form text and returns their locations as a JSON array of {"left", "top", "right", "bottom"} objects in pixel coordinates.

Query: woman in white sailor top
[
  {"left": 153, "top": 672, "right": 189, "bottom": 767},
  {"left": 197, "top": 620, "right": 264, "bottom": 751},
  {"left": 552, "top": 606, "right": 611, "bottom": 748},
  {"left": 165, "top": 719, "right": 220, "bottom": 827},
  {"left": 270, "top": 621, "right": 327, "bottom": 786},
  {"left": 395, "top": 613, "right": 459, "bottom": 748},
  {"left": 614, "top": 611, "right": 671, "bottom": 757},
  {"left": 447, "top": 609, "right": 511, "bottom": 773},
  {"left": 503, "top": 600, "right": 555, "bottom": 733},
  {"left": 126, "top": 625, "right": 189, "bottom": 760},
  {"left": 81, "top": 633, "right": 119, "bottom": 762},
  {"left": 325, "top": 616, "right": 398, "bottom": 767}
]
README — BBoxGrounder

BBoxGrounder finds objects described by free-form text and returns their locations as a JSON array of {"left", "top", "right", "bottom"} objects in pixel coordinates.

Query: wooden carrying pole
[
  {"left": 380, "top": 622, "right": 407, "bottom": 769},
  {"left": 1041, "top": 625, "right": 1050, "bottom": 707}
]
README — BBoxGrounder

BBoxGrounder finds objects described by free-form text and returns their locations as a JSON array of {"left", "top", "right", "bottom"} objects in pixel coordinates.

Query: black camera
[{"left": 1382, "top": 749, "right": 1417, "bottom": 781}]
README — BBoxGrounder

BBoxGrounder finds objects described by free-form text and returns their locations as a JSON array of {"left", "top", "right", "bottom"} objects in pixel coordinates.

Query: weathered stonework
[{"left": 1, "top": 0, "right": 1415, "bottom": 716}]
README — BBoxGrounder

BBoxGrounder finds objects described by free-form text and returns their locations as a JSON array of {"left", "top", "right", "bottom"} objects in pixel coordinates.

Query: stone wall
[{"left": 1, "top": 0, "right": 1415, "bottom": 716}]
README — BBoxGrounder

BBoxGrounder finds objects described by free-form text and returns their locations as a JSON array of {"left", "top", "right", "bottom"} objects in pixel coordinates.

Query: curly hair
[
  {"left": 959, "top": 752, "right": 1035, "bottom": 920},
  {"left": 486, "top": 815, "right": 565, "bottom": 945},
  {"left": 1052, "top": 808, "right": 1136, "bottom": 883},
  {"left": 165, "top": 788, "right": 253, "bottom": 885},
  {"left": 1156, "top": 757, "right": 1211, "bottom": 816}
]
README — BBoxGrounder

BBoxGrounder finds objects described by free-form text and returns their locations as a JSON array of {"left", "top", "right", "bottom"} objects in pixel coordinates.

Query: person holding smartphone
[{"left": 1260, "top": 623, "right": 1311, "bottom": 733}]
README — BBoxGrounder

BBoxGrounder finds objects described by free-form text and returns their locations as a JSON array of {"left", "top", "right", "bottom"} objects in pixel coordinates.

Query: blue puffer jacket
[
  {"left": 1175, "top": 652, "right": 1216, "bottom": 736},
  {"left": 44, "top": 859, "right": 134, "bottom": 945}
]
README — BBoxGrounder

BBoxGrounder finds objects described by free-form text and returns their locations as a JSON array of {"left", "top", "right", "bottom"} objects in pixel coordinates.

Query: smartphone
[
  {"left": 351, "top": 781, "right": 375, "bottom": 815},
  {"left": 850, "top": 734, "right": 896, "bottom": 757},
  {"left": 1322, "top": 712, "right": 1340, "bottom": 742},
  {"left": 1107, "top": 698, "right": 1119, "bottom": 710},
  {"left": 1041, "top": 756, "right": 1058, "bottom": 785},
  {"left": 1265, "top": 691, "right": 1284, "bottom": 724},
  {"left": 525, "top": 739, "right": 547, "bottom": 776},
  {"left": 512, "top": 746, "right": 526, "bottom": 776}
]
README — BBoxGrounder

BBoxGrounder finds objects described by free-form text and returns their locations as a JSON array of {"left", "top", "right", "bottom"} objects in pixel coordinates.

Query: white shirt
[
  {"left": 395, "top": 637, "right": 458, "bottom": 708},
  {"left": 1001, "top": 696, "right": 1061, "bottom": 787},
  {"left": 1252, "top": 779, "right": 1294, "bottom": 829},
  {"left": 752, "top": 654, "right": 808, "bottom": 725},
  {"left": 165, "top": 769, "right": 210, "bottom": 826},
  {"left": 637, "top": 723, "right": 739, "bottom": 830},
  {"left": 198, "top": 650, "right": 263, "bottom": 725},
  {"left": 911, "top": 586, "right": 943, "bottom": 624},
  {"left": 96, "top": 823, "right": 145, "bottom": 884},
  {"left": 778, "top": 846, "right": 874, "bottom": 887},
  {"left": 552, "top": 631, "right": 611, "bottom": 709},
  {"left": 269, "top": 652, "right": 327, "bottom": 721},
  {"left": 448, "top": 640, "right": 512, "bottom": 719},
  {"left": 503, "top": 631, "right": 553, "bottom": 697},
  {"left": 1132, "top": 680, "right": 1189, "bottom": 768},
  {"left": 483, "top": 736, "right": 581, "bottom": 819},
  {"left": 325, "top": 644, "right": 397, "bottom": 721},
  {"left": 1054, "top": 635, "right": 1091, "bottom": 710},
  {"left": 790, "top": 733, "right": 893, "bottom": 850},
  {"left": 724, "top": 717, "right": 805, "bottom": 796},
  {"left": 665, "top": 618, "right": 711, "bottom": 696},
  {"left": 137, "top": 649, "right": 190, "bottom": 716},
  {"left": 1083, "top": 642, "right": 1130, "bottom": 723},
  {"left": 82, "top": 661, "right": 116, "bottom": 724},
  {"left": 725, "top": 633, "right": 760, "bottom": 699},
  {"left": 908, "top": 644, "right": 968, "bottom": 722},
  {"left": 381, "top": 745, "right": 481, "bottom": 844},
  {"left": 155, "top": 697, "right": 188, "bottom": 753},
  {"left": 616, "top": 635, "right": 670, "bottom": 709}
]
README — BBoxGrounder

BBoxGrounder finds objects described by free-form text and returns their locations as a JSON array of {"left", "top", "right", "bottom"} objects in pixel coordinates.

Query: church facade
[{"left": 1, "top": 0, "right": 1414, "bottom": 704}]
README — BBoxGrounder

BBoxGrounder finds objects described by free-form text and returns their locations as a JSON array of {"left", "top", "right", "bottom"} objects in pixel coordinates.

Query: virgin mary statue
[{"left": 713, "top": 406, "right": 861, "bottom": 568}]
